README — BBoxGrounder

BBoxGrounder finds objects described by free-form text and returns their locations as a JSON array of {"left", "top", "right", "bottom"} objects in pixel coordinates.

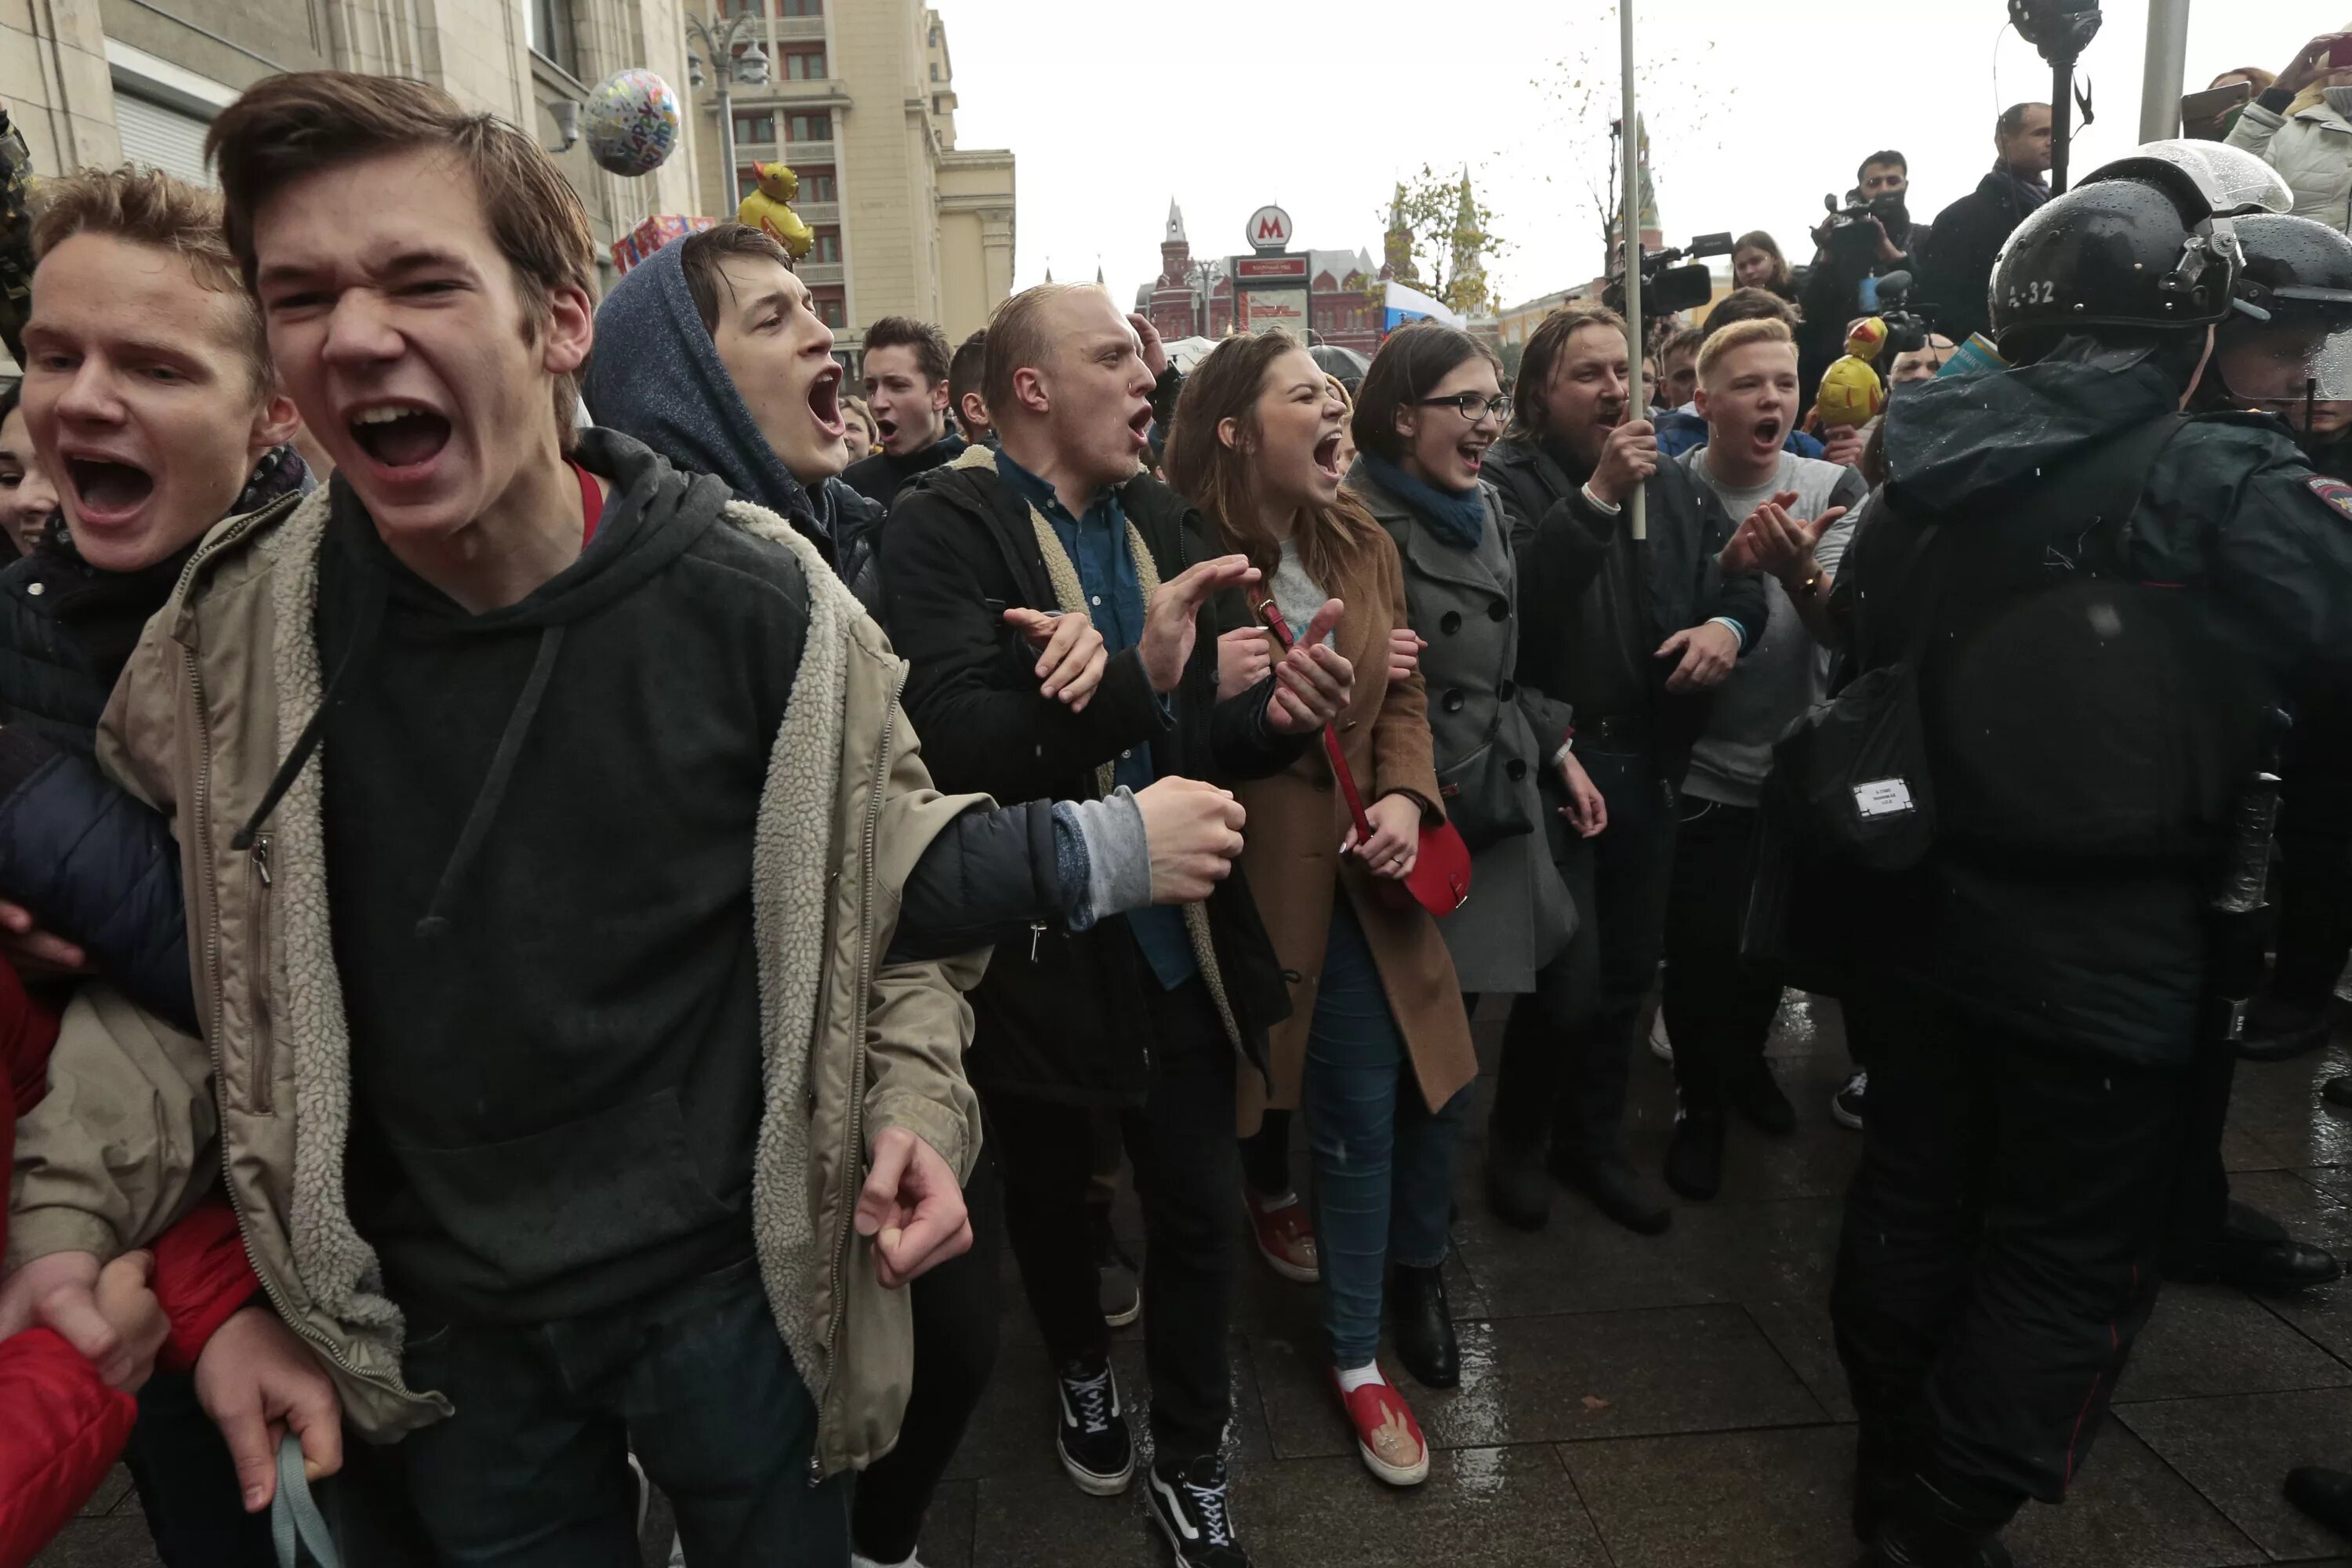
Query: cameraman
[
  {"left": 1798, "top": 151, "right": 1917, "bottom": 395},
  {"left": 1919, "top": 104, "right": 2054, "bottom": 348}
]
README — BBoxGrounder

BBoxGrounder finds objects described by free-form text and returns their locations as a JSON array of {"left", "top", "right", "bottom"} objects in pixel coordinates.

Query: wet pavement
[{"left": 38, "top": 993, "right": 2352, "bottom": 1567}]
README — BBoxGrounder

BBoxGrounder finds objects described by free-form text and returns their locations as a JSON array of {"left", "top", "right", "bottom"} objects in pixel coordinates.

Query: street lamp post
[
  {"left": 1187, "top": 259, "right": 1217, "bottom": 337},
  {"left": 684, "top": 10, "right": 773, "bottom": 210}
]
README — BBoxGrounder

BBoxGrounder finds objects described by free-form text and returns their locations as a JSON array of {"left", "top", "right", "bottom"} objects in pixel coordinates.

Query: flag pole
[{"left": 1619, "top": 0, "right": 1646, "bottom": 541}]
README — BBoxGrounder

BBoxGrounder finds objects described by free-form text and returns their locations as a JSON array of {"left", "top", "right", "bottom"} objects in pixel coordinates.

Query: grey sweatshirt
[{"left": 1680, "top": 448, "right": 1868, "bottom": 808}]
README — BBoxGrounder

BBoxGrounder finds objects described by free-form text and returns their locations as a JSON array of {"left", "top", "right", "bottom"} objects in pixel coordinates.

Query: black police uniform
[{"left": 1803, "top": 153, "right": 2352, "bottom": 1563}]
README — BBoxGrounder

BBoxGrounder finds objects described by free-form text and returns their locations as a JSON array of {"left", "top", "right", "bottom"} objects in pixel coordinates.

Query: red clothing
[{"left": 0, "top": 968, "right": 261, "bottom": 1568}]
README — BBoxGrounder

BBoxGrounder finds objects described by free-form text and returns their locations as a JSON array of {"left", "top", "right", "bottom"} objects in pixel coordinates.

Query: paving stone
[
  {"left": 28, "top": 1519, "right": 159, "bottom": 1568},
  {"left": 2118, "top": 1283, "right": 2352, "bottom": 1403},
  {"left": 1744, "top": 1296, "right": 1858, "bottom": 1421},
  {"left": 1559, "top": 1423, "right": 1858, "bottom": 1567},
  {"left": 913, "top": 1477, "right": 976, "bottom": 1568},
  {"left": 946, "top": 1331, "right": 1271, "bottom": 1484},
  {"left": 2121, "top": 1388, "right": 2352, "bottom": 1563},
  {"left": 1244, "top": 1447, "right": 1610, "bottom": 1566},
  {"left": 1250, "top": 1304, "right": 1821, "bottom": 1460},
  {"left": 2002, "top": 1424, "right": 2268, "bottom": 1567},
  {"left": 75, "top": 1468, "right": 133, "bottom": 1519}
]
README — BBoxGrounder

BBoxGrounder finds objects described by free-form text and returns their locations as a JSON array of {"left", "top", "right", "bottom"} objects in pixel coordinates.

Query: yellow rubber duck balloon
[
  {"left": 1816, "top": 317, "right": 1889, "bottom": 428},
  {"left": 738, "top": 162, "right": 814, "bottom": 260}
]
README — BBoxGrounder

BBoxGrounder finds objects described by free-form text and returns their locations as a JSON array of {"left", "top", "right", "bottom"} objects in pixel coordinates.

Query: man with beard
[
  {"left": 1480, "top": 304, "right": 1766, "bottom": 1233},
  {"left": 844, "top": 316, "right": 964, "bottom": 508}
]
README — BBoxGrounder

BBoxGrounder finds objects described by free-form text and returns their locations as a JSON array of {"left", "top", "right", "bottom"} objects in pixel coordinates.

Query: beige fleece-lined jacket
[{"left": 6, "top": 485, "right": 988, "bottom": 1477}]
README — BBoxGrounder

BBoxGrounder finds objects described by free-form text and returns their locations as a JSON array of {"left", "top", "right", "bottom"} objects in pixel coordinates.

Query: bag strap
[
  {"left": 272, "top": 1434, "right": 343, "bottom": 1568},
  {"left": 1249, "top": 590, "right": 1374, "bottom": 841}
]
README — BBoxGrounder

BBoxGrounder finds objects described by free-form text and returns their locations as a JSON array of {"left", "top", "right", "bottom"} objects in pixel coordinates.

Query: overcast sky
[{"left": 945, "top": 0, "right": 2328, "bottom": 314}]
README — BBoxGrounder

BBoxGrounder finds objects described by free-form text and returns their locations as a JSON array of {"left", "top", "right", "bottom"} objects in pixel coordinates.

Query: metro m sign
[{"left": 1246, "top": 204, "right": 1293, "bottom": 252}]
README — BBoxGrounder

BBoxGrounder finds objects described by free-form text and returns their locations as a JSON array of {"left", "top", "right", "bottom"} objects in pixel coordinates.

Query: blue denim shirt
[{"left": 995, "top": 448, "right": 1196, "bottom": 990}]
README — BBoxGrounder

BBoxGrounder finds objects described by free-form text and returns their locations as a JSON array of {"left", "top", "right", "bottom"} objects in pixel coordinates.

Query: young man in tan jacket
[{"left": 0, "top": 74, "right": 997, "bottom": 1564}]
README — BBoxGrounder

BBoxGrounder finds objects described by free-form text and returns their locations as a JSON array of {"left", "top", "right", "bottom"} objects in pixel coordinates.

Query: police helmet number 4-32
[{"left": 2009, "top": 280, "right": 2057, "bottom": 307}]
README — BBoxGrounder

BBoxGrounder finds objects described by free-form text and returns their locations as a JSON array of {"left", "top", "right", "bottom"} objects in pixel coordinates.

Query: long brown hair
[
  {"left": 1167, "top": 331, "right": 1379, "bottom": 593},
  {"left": 1506, "top": 304, "right": 1628, "bottom": 440},
  {"left": 1733, "top": 230, "right": 1795, "bottom": 298}
]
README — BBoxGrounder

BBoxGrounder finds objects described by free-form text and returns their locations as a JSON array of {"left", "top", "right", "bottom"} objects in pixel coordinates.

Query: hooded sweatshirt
[
  {"left": 322, "top": 429, "right": 809, "bottom": 1323},
  {"left": 583, "top": 240, "right": 883, "bottom": 613}
]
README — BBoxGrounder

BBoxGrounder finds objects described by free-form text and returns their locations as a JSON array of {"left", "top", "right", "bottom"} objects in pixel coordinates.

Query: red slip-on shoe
[
  {"left": 1330, "top": 1368, "right": 1429, "bottom": 1487},
  {"left": 1246, "top": 1191, "right": 1319, "bottom": 1283}
]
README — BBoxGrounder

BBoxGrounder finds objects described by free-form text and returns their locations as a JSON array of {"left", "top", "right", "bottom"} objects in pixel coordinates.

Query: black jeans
[
  {"left": 122, "top": 1370, "right": 274, "bottom": 1566},
  {"left": 1833, "top": 983, "right": 2181, "bottom": 1531},
  {"left": 1493, "top": 747, "right": 1677, "bottom": 1156},
  {"left": 851, "top": 1151, "right": 1002, "bottom": 1564},
  {"left": 1662, "top": 798, "right": 1784, "bottom": 1111},
  {"left": 986, "top": 975, "right": 1238, "bottom": 1458},
  {"left": 395, "top": 1255, "right": 848, "bottom": 1567}
]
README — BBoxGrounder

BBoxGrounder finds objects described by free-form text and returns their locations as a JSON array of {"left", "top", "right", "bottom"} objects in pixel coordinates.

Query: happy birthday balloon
[{"left": 583, "top": 69, "right": 679, "bottom": 178}]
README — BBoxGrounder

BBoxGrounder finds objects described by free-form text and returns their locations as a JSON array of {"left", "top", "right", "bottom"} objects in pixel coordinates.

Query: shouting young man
[
  {"left": 884, "top": 283, "right": 1352, "bottom": 1568},
  {"left": 2, "top": 74, "right": 989, "bottom": 1566},
  {"left": 844, "top": 314, "right": 964, "bottom": 508}
]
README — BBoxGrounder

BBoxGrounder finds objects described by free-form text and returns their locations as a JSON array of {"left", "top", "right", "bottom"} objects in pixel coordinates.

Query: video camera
[
  {"left": 1820, "top": 191, "right": 1910, "bottom": 267},
  {"left": 1604, "top": 231, "right": 1736, "bottom": 322},
  {"left": 1871, "top": 269, "right": 1931, "bottom": 357}
]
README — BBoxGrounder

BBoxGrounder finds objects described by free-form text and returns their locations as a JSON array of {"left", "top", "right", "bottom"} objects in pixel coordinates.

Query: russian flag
[{"left": 1385, "top": 279, "right": 1465, "bottom": 334}]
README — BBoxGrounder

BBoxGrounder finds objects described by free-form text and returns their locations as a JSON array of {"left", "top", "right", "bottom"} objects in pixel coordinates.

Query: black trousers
[
  {"left": 1493, "top": 748, "right": 1677, "bottom": 1155},
  {"left": 2270, "top": 821, "right": 2352, "bottom": 1014},
  {"left": 851, "top": 1149, "right": 1002, "bottom": 1563},
  {"left": 1661, "top": 798, "right": 1783, "bottom": 1111},
  {"left": 1833, "top": 982, "right": 2181, "bottom": 1531},
  {"left": 984, "top": 976, "right": 1238, "bottom": 1458}
]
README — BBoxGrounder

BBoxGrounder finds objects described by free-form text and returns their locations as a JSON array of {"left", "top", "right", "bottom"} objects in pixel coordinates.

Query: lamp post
[
  {"left": 684, "top": 10, "right": 773, "bottom": 211},
  {"left": 1187, "top": 259, "right": 1218, "bottom": 337}
]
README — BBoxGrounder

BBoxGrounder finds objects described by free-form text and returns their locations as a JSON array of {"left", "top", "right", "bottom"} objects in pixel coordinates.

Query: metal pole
[
  {"left": 2049, "top": 60, "right": 2073, "bottom": 196},
  {"left": 2138, "top": 0, "right": 2192, "bottom": 141},
  {"left": 1618, "top": 0, "right": 1646, "bottom": 540}
]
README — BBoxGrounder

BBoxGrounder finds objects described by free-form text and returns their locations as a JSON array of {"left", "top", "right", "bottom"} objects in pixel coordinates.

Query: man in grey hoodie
[{"left": 1657, "top": 319, "right": 1866, "bottom": 1202}]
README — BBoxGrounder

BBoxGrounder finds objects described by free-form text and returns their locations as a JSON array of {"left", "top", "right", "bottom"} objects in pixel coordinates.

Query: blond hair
[
  {"left": 30, "top": 165, "right": 269, "bottom": 389},
  {"left": 1697, "top": 317, "right": 1796, "bottom": 387}
]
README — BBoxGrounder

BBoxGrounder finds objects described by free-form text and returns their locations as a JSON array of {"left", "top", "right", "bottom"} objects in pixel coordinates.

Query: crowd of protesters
[{"left": 1, "top": 29, "right": 2350, "bottom": 1568}]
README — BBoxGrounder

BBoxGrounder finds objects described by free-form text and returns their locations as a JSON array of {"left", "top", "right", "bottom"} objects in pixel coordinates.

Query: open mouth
[
  {"left": 348, "top": 404, "right": 452, "bottom": 473},
  {"left": 1127, "top": 405, "right": 1153, "bottom": 448},
  {"left": 1312, "top": 431, "right": 1345, "bottom": 480},
  {"left": 1751, "top": 417, "right": 1784, "bottom": 450},
  {"left": 63, "top": 456, "right": 154, "bottom": 521},
  {"left": 808, "top": 365, "right": 846, "bottom": 438},
  {"left": 1456, "top": 438, "right": 1488, "bottom": 475}
]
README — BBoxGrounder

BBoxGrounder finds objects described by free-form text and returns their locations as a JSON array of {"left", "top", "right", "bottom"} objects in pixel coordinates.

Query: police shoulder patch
[{"left": 2310, "top": 477, "right": 2352, "bottom": 523}]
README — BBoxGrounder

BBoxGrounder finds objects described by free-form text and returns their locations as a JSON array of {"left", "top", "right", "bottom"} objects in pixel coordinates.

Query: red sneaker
[
  {"left": 1330, "top": 1369, "right": 1429, "bottom": 1486},
  {"left": 1245, "top": 1191, "right": 1319, "bottom": 1283}
]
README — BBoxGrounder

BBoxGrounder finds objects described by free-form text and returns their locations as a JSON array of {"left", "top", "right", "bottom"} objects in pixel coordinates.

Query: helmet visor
[{"left": 2216, "top": 310, "right": 2352, "bottom": 404}]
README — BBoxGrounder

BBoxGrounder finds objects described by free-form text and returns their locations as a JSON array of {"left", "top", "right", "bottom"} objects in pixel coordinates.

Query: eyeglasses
[{"left": 1417, "top": 393, "right": 1512, "bottom": 425}]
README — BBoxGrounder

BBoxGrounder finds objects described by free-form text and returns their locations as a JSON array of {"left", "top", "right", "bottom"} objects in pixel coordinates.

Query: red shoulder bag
[{"left": 1250, "top": 592, "right": 1472, "bottom": 918}]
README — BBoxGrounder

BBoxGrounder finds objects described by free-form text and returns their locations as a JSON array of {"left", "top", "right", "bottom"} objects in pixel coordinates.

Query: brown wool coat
[{"left": 1233, "top": 525, "right": 1477, "bottom": 1134}]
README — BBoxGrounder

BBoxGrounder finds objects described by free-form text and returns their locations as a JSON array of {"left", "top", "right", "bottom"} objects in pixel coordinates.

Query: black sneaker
[
  {"left": 1054, "top": 1359, "right": 1134, "bottom": 1495},
  {"left": 1663, "top": 1109, "right": 1726, "bottom": 1200},
  {"left": 1832, "top": 1069, "right": 1867, "bottom": 1131},
  {"left": 1147, "top": 1454, "right": 1251, "bottom": 1567}
]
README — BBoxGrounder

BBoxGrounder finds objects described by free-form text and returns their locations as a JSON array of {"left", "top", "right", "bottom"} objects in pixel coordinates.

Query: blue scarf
[{"left": 1360, "top": 452, "right": 1485, "bottom": 550}]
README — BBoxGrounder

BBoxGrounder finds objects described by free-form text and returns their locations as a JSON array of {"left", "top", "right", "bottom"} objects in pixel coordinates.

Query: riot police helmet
[
  {"left": 2210, "top": 212, "right": 2352, "bottom": 412},
  {"left": 1990, "top": 140, "right": 2294, "bottom": 361}
]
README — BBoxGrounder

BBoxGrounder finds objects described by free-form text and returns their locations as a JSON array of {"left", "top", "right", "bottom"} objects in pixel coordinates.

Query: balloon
[{"left": 583, "top": 69, "right": 679, "bottom": 178}]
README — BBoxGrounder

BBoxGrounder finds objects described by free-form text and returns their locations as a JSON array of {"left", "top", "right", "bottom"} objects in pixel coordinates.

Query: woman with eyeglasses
[
  {"left": 1345, "top": 321, "right": 1578, "bottom": 1121},
  {"left": 1168, "top": 330, "right": 1475, "bottom": 1490}
]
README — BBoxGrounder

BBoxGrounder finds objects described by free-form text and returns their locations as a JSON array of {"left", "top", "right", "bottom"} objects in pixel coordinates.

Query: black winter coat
[
  {"left": 0, "top": 542, "right": 197, "bottom": 1021},
  {"left": 882, "top": 459, "right": 1304, "bottom": 1106},
  {"left": 1822, "top": 348, "right": 2352, "bottom": 1067},
  {"left": 1919, "top": 168, "right": 2051, "bottom": 348},
  {"left": 1487, "top": 434, "right": 1768, "bottom": 783}
]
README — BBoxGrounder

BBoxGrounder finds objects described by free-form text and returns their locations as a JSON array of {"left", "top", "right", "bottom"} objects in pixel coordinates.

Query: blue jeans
[
  {"left": 1302, "top": 901, "right": 1472, "bottom": 1367},
  {"left": 395, "top": 1254, "right": 848, "bottom": 1567}
]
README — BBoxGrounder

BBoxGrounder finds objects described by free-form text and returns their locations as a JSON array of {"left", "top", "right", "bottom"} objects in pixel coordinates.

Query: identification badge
[
  {"left": 2309, "top": 477, "right": 2352, "bottom": 523},
  {"left": 1853, "top": 779, "right": 1916, "bottom": 818}
]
